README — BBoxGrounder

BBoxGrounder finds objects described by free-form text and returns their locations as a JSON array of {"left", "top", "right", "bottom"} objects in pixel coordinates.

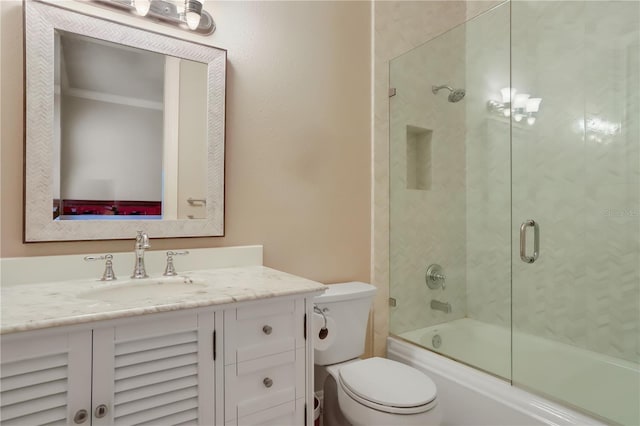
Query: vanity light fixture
[{"left": 93, "top": 0, "right": 215, "bottom": 35}]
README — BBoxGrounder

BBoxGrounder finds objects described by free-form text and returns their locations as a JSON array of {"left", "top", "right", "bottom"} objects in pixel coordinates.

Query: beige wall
[{"left": 0, "top": 1, "right": 371, "bottom": 286}]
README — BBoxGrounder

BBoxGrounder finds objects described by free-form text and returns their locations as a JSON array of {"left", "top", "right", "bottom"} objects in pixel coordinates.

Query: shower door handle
[{"left": 520, "top": 219, "right": 539, "bottom": 263}]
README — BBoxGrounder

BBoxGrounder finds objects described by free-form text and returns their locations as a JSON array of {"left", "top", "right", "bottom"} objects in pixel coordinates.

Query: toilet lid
[{"left": 338, "top": 357, "right": 437, "bottom": 409}]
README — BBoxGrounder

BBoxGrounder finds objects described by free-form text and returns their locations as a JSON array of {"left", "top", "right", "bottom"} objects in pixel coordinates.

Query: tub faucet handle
[{"left": 426, "top": 264, "right": 446, "bottom": 290}]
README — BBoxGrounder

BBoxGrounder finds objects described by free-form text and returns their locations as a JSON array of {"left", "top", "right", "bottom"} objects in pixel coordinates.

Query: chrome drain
[{"left": 432, "top": 334, "right": 442, "bottom": 349}]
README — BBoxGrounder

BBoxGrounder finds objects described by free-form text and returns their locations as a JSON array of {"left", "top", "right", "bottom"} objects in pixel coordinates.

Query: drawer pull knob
[
  {"left": 263, "top": 377, "right": 273, "bottom": 388},
  {"left": 73, "top": 409, "right": 88, "bottom": 424},
  {"left": 262, "top": 325, "right": 273, "bottom": 335}
]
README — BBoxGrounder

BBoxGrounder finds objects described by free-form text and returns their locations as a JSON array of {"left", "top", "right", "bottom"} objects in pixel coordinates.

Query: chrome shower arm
[{"left": 432, "top": 85, "right": 454, "bottom": 94}]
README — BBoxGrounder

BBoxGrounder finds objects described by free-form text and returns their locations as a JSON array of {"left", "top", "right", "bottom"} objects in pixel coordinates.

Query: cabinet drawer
[
  {"left": 225, "top": 348, "right": 305, "bottom": 421},
  {"left": 232, "top": 398, "right": 305, "bottom": 426},
  {"left": 225, "top": 300, "right": 303, "bottom": 364}
]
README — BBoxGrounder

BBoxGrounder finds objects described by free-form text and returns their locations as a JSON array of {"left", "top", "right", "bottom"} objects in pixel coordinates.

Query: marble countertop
[{"left": 1, "top": 265, "right": 326, "bottom": 334}]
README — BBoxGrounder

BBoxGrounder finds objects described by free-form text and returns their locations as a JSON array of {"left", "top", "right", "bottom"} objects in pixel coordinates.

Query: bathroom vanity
[{"left": 0, "top": 246, "right": 325, "bottom": 425}]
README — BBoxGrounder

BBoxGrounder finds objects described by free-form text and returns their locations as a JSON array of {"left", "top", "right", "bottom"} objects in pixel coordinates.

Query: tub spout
[{"left": 431, "top": 299, "right": 451, "bottom": 313}]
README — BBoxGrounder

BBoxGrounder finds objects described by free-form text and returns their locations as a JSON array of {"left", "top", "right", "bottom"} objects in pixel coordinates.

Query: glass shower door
[
  {"left": 389, "top": 3, "right": 512, "bottom": 380},
  {"left": 511, "top": 2, "right": 640, "bottom": 424}
]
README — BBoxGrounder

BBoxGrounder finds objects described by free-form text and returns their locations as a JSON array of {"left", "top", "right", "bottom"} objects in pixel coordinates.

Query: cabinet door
[
  {"left": 92, "top": 312, "right": 215, "bottom": 426},
  {"left": 0, "top": 329, "right": 92, "bottom": 425}
]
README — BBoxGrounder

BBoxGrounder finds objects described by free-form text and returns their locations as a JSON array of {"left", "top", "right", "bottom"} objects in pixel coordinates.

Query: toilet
[{"left": 314, "top": 282, "right": 442, "bottom": 426}]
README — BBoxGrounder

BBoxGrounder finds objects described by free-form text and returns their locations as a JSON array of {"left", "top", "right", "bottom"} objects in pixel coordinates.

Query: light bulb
[
  {"left": 514, "top": 113, "right": 524, "bottom": 122},
  {"left": 186, "top": 11, "right": 201, "bottom": 29},
  {"left": 503, "top": 108, "right": 511, "bottom": 117},
  {"left": 527, "top": 115, "right": 536, "bottom": 125},
  {"left": 184, "top": 0, "right": 203, "bottom": 30},
  {"left": 500, "top": 87, "right": 516, "bottom": 103},
  {"left": 134, "top": 0, "right": 151, "bottom": 16}
]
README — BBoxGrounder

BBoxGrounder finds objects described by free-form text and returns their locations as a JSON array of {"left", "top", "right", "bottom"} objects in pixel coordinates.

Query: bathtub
[{"left": 389, "top": 318, "right": 640, "bottom": 426}]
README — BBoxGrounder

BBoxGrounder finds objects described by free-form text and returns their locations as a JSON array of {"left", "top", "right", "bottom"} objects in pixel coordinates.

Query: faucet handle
[
  {"left": 163, "top": 251, "right": 190, "bottom": 276},
  {"left": 426, "top": 264, "right": 446, "bottom": 290},
  {"left": 84, "top": 254, "right": 116, "bottom": 281}
]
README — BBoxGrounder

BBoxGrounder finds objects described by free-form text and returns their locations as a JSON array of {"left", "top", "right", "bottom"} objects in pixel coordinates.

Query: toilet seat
[{"left": 338, "top": 357, "right": 438, "bottom": 415}]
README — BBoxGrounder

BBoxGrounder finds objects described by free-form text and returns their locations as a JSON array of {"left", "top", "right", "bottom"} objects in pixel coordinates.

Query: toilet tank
[{"left": 314, "top": 282, "right": 376, "bottom": 366}]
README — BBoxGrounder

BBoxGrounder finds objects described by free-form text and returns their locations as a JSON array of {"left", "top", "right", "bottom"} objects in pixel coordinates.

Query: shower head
[{"left": 432, "top": 85, "right": 466, "bottom": 103}]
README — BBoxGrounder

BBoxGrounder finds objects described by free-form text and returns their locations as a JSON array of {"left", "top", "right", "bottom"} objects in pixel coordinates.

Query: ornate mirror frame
[{"left": 24, "top": 0, "right": 226, "bottom": 242}]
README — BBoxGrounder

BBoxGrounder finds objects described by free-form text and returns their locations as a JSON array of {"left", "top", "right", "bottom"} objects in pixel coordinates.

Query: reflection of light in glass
[
  {"left": 526, "top": 98, "right": 542, "bottom": 113},
  {"left": 525, "top": 98, "right": 541, "bottom": 125},
  {"left": 513, "top": 94, "right": 530, "bottom": 109},
  {"left": 577, "top": 117, "right": 621, "bottom": 135},
  {"left": 576, "top": 116, "right": 621, "bottom": 144},
  {"left": 500, "top": 87, "right": 516, "bottom": 103},
  {"left": 489, "top": 89, "right": 541, "bottom": 124},
  {"left": 499, "top": 88, "right": 516, "bottom": 117},
  {"left": 512, "top": 94, "right": 529, "bottom": 123}
]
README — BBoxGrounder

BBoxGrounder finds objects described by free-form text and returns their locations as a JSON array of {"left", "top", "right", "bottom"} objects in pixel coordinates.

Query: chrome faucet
[
  {"left": 131, "top": 231, "right": 150, "bottom": 279},
  {"left": 430, "top": 299, "right": 452, "bottom": 314}
]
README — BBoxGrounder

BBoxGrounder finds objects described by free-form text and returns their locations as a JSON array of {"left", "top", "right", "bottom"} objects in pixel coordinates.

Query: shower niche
[{"left": 405, "top": 125, "right": 432, "bottom": 191}]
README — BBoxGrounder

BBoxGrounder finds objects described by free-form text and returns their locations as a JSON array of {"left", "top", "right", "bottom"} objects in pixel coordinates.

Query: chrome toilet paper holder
[{"left": 314, "top": 305, "right": 330, "bottom": 339}]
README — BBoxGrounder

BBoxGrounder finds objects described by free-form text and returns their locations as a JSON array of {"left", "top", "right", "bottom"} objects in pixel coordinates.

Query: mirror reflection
[{"left": 53, "top": 30, "right": 208, "bottom": 221}]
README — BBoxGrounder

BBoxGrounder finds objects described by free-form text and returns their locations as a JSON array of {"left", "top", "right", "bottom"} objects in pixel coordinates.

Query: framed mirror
[{"left": 24, "top": 1, "right": 226, "bottom": 241}]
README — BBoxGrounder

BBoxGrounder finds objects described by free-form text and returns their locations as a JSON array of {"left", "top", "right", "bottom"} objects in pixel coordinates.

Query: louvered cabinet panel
[
  {"left": 92, "top": 312, "right": 215, "bottom": 426},
  {"left": 0, "top": 330, "right": 92, "bottom": 426}
]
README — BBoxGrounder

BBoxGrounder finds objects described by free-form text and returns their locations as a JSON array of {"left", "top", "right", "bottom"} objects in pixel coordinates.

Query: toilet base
[{"left": 323, "top": 374, "right": 353, "bottom": 426}]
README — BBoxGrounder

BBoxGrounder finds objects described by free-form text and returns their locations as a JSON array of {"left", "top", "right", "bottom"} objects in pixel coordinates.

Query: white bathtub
[{"left": 391, "top": 318, "right": 640, "bottom": 426}]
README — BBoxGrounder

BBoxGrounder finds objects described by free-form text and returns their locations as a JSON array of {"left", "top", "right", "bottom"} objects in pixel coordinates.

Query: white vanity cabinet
[
  {"left": 0, "top": 311, "right": 217, "bottom": 425},
  {"left": 0, "top": 295, "right": 313, "bottom": 426}
]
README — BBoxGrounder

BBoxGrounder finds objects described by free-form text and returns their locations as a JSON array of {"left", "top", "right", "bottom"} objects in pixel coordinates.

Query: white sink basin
[{"left": 79, "top": 276, "right": 208, "bottom": 303}]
